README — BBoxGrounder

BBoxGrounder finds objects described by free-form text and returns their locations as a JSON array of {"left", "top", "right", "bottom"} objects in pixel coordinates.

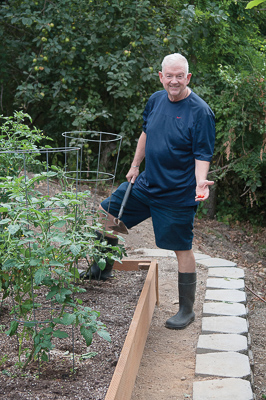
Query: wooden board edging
[{"left": 105, "top": 259, "right": 159, "bottom": 400}]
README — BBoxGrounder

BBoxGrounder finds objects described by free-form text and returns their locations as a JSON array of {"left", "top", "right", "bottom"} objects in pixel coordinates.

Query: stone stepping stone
[
  {"left": 208, "top": 267, "right": 245, "bottom": 279},
  {"left": 202, "top": 316, "right": 248, "bottom": 335},
  {"left": 199, "top": 257, "right": 237, "bottom": 268},
  {"left": 203, "top": 302, "right": 247, "bottom": 317},
  {"left": 131, "top": 248, "right": 211, "bottom": 260},
  {"left": 207, "top": 277, "right": 245, "bottom": 290},
  {"left": 205, "top": 289, "right": 246, "bottom": 303},
  {"left": 194, "top": 252, "right": 212, "bottom": 261},
  {"left": 193, "top": 378, "right": 253, "bottom": 400},
  {"left": 195, "top": 352, "right": 251, "bottom": 379},
  {"left": 197, "top": 334, "right": 248, "bottom": 354},
  {"left": 131, "top": 248, "right": 176, "bottom": 257}
]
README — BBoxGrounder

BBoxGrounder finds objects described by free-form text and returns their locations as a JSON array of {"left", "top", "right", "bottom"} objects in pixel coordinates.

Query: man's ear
[
  {"left": 186, "top": 73, "right": 192, "bottom": 85},
  {"left": 159, "top": 71, "right": 163, "bottom": 83}
]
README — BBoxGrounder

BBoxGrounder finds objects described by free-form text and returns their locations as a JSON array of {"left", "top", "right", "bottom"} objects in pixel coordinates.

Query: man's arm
[
  {"left": 195, "top": 159, "right": 214, "bottom": 201},
  {"left": 126, "top": 131, "right": 146, "bottom": 183}
]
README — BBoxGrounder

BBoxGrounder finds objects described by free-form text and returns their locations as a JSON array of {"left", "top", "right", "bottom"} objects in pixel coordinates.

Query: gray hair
[{"left": 161, "top": 53, "right": 189, "bottom": 75}]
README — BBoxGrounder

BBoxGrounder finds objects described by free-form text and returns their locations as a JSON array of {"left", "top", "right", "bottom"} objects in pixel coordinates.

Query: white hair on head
[{"left": 161, "top": 53, "right": 189, "bottom": 75}]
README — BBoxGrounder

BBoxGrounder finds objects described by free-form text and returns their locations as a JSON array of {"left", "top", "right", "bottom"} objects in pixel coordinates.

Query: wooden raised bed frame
[{"left": 105, "top": 259, "right": 159, "bottom": 400}]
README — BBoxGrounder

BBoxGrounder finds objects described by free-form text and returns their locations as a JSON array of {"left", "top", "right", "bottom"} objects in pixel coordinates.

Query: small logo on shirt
[{"left": 176, "top": 116, "right": 181, "bottom": 119}]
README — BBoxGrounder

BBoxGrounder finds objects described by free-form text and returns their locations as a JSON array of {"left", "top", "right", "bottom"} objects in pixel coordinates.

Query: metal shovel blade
[
  {"left": 108, "top": 182, "right": 133, "bottom": 234},
  {"left": 109, "top": 218, "right": 129, "bottom": 234}
]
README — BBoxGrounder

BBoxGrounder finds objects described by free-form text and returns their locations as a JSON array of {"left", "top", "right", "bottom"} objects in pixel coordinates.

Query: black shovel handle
[{"left": 117, "top": 182, "right": 133, "bottom": 220}]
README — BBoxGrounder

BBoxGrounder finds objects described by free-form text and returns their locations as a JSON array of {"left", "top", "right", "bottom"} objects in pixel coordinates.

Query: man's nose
[{"left": 171, "top": 76, "right": 179, "bottom": 83}]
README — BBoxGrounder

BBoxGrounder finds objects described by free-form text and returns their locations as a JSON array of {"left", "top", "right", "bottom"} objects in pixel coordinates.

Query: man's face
[{"left": 159, "top": 63, "right": 192, "bottom": 102}]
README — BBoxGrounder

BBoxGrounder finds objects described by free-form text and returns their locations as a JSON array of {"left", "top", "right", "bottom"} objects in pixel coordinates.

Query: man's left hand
[{"left": 195, "top": 180, "right": 214, "bottom": 201}]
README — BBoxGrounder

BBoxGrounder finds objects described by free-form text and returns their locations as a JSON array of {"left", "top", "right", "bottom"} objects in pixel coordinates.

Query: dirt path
[
  {"left": 120, "top": 218, "right": 206, "bottom": 400},
  {"left": 120, "top": 217, "right": 266, "bottom": 400}
]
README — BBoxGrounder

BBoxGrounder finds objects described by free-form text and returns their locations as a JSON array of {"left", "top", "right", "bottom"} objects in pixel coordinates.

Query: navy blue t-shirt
[{"left": 134, "top": 90, "right": 215, "bottom": 206}]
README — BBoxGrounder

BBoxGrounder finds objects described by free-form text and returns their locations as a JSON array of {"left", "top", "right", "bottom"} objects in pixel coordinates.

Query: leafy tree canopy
[{"left": 0, "top": 0, "right": 265, "bottom": 224}]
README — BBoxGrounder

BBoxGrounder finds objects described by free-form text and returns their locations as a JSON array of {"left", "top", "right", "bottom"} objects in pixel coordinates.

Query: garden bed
[{"left": 0, "top": 260, "right": 158, "bottom": 400}]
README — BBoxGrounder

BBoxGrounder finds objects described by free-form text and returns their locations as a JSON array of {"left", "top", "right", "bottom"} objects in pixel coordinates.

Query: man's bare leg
[{"left": 174, "top": 249, "right": 196, "bottom": 273}]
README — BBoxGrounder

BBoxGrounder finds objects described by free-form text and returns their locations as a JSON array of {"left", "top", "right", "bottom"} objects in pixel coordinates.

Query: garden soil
[{"left": 0, "top": 181, "right": 265, "bottom": 400}]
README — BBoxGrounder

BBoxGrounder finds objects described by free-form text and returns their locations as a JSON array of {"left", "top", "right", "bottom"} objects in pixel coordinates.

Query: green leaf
[
  {"left": 49, "top": 260, "right": 64, "bottom": 267},
  {"left": 22, "top": 17, "right": 33, "bottom": 26},
  {"left": 98, "top": 258, "right": 106, "bottom": 271},
  {"left": 6, "top": 320, "right": 19, "bottom": 336},
  {"left": 3, "top": 259, "right": 17, "bottom": 269},
  {"left": 70, "top": 244, "right": 81, "bottom": 256},
  {"left": 70, "top": 267, "right": 80, "bottom": 279},
  {"left": 97, "top": 329, "right": 111, "bottom": 343},
  {"left": 7, "top": 224, "right": 20, "bottom": 234},
  {"left": 41, "top": 352, "right": 49, "bottom": 361},
  {"left": 61, "top": 313, "right": 76, "bottom": 325},
  {"left": 246, "top": 0, "right": 266, "bottom": 9},
  {"left": 80, "top": 326, "right": 93, "bottom": 346},
  {"left": 46, "top": 287, "right": 57, "bottom": 300},
  {"left": 54, "top": 220, "right": 66, "bottom": 228},
  {"left": 52, "top": 330, "right": 69, "bottom": 338},
  {"left": 30, "top": 258, "right": 41, "bottom": 267},
  {"left": 34, "top": 344, "right": 42, "bottom": 356},
  {"left": 34, "top": 268, "right": 47, "bottom": 285},
  {"left": 79, "top": 352, "right": 97, "bottom": 360}
]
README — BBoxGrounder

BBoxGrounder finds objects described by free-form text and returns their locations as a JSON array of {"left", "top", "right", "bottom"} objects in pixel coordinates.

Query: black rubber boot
[
  {"left": 165, "top": 272, "right": 196, "bottom": 329},
  {"left": 80, "top": 232, "right": 118, "bottom": 281}
]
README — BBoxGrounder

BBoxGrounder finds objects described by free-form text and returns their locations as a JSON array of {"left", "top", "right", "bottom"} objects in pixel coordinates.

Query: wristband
[{"left": 131, "top": 165, "right": 139, "bottom": 168}]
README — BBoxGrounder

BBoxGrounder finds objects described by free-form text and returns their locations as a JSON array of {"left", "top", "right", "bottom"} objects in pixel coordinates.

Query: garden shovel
[{"left": 109, "top": 181, "right": 133, "bottom": 234}]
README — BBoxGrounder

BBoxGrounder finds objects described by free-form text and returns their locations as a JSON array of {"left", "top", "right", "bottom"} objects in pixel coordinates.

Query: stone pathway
[{"left": 131, "top": 248, "right": 254, "bottom": 400}]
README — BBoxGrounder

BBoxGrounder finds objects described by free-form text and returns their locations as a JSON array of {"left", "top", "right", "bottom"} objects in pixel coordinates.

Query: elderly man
[{"left": 89, "top": 53, "right": 215, "bottom": 330}]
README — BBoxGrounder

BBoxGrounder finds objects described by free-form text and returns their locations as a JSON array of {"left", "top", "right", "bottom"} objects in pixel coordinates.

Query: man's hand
[
  {"left": 195, "top": 179, "right": 214, "bottom": 201},
  {"left": 126, "top": 166, "right": 139, "bottom": 183}
]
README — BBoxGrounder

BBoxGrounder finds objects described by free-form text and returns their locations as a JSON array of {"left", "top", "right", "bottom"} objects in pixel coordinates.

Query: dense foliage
[{"left": 0, "top": 0, "right": 265, "bottom": 224}]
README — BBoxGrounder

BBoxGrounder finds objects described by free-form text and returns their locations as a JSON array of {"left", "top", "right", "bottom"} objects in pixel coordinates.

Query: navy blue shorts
[{"left": 101, "top": 182, "right": 198, "bottom": 251}]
